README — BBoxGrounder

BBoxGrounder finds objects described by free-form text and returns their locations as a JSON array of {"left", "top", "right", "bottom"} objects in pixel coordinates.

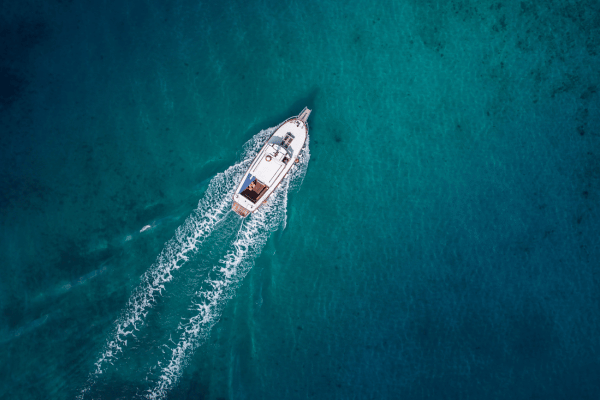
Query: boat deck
[{"left": 232, "top": 108, "right": 310, "bottom": 218}]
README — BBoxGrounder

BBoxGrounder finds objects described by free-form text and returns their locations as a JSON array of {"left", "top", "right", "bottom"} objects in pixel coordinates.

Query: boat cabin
[{"left": 239, "top": 175, "right": 269, "bottom": 203}]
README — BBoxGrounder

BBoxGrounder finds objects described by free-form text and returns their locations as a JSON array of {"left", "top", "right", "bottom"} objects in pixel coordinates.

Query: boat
[{"left": 232, "top": 107, "right": 311, "bottom": 217}]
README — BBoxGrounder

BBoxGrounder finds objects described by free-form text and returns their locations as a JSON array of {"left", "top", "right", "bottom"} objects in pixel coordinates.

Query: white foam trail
[
  {"left": 81, "top": 127, "right": 275, "bottom": 395},
  {"left": 146, "top": 139, "right": 310, "bottom": 399},
  {"left": 147, "top": 184, "right": 289, "bottom": 400},
  {"left": 79, "top": 125, "right": 309, "bottom": 400},
  {"left": 140, "top": 225, "right": 153, "bottom": 233}
]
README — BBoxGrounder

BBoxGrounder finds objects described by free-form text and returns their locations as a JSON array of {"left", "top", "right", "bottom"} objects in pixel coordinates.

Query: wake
[
  {"left": 80, "top": 127, "right": 309, "bottom": 399},
  {"left": 147, "top": 183, "right": 290, "bottom": 399}
]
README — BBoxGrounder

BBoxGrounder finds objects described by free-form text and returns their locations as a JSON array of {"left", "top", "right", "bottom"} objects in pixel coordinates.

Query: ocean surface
[{"left": 1, "top": 0, "right": 599, "bottom": 399}]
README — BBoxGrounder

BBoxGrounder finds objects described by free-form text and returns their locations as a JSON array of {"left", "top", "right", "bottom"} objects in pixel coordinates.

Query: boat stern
[{"left": 232, "top": 201, "right": 251, "bottom": 217}]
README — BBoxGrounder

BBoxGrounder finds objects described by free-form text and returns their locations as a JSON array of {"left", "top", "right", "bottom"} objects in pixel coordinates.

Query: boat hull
[{"left": 232, "top": 109, "right": 310, "bottom": 217}]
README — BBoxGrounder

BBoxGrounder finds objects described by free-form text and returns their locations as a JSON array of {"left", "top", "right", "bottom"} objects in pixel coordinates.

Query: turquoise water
[{"left": 1, "top": 0, "right": 599, "bottom": 398}]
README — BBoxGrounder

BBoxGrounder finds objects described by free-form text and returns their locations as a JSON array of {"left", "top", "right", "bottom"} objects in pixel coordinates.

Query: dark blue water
[{"left": 1, "top": 0, "right": 599, "bottom": 399}]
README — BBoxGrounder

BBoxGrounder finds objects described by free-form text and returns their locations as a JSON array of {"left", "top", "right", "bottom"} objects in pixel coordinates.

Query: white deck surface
[
  {"left": 234, "top": 118, "right": 308, "bottom": 213},
  {"left": 253, "top": 149, "right": 285, "bottom": 186}
]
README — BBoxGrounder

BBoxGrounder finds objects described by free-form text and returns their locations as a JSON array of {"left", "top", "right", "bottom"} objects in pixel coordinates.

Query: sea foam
[
  {"left": 80, "top": 127, "right": 274, "bottom": 395},
  {"left": 147, "top": 136, "right": 310, "bottom": 398},
  {"left": 80, "top": 125, "right": 309, "bottom": 399}
]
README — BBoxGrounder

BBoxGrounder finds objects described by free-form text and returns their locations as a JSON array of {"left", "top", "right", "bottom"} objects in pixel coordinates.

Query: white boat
[{"left": 232, "top": 108, "right": 311, "bottom": 217}]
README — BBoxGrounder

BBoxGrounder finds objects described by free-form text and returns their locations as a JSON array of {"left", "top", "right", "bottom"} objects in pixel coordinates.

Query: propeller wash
[{"left": 79, "top": 109, "right": 311, "bottom": 399}]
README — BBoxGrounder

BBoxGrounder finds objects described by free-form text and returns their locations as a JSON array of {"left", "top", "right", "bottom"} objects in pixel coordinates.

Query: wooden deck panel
[
  {"left": 298, "top": 107, "right": 311, "bottom": 123},
  {"left": 232, "top": 201, "right": 250, "bottom": 217}
]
